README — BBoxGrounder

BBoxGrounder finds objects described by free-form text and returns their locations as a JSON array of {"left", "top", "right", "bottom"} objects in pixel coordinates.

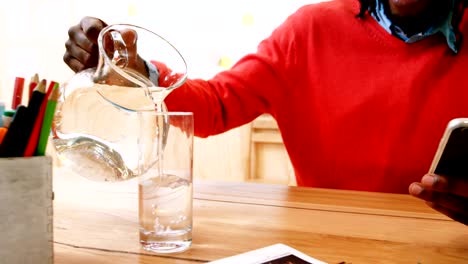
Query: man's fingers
[
  {"left": 426, "top": 202, "right": 468, "bottom": 225},
  {"left": 65, "top": 39, "right": 94, "bottom": 64},
  {"left": 428, "top": 191, "right": 467, "bottom": 215},
  {"left": 121, "top": 29, "right": 137, "bottom": 46},
  {"left": 410, "top": 184, "right": 468, "bottom": 217},
  {"left": 81, "top": 17, "right": 107, "bottom": 45},
  {"left": 64, "top": 17, "right": 107, "bottom": 72},
  {"left": 68, "top": 25, "right": 95, "bottom": 54},
  {"left": 120, "top": 30, "right": 142, "bottom": 69},
  {"left": 64, "top": 40, "right": 97, "bottom": 70},
  {"left": 421, "top": 174, "right": 468, "bottom": 197},
  {"left": 63, "top": 53, "right": 85, "bottom": 73},
  {"left": 99, "top": 28, "right": 147, "bottom": 75}
]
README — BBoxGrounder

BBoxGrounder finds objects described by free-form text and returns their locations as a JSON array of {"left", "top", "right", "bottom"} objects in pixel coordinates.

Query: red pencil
[
  {"left": 23, "top": 80, "right": 56, "bottom": 157},
  {"left": 12, "top": 77, "right": 25, "bottom": 109}
]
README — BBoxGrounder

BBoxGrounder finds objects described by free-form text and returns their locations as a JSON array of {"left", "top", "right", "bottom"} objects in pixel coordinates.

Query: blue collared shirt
[{"left": 371, "top": 0, "right": 458, "bottom": 53}]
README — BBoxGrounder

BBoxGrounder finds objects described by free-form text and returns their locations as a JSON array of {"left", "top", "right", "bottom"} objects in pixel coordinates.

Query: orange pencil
[{"left": 0, "top": 127, "right": 7, "bottom": 145}]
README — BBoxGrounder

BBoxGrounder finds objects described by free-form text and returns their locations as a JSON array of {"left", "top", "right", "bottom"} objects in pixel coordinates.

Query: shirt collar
[{"left": 371, "top": 0, "right": 458, "bottom": 53}]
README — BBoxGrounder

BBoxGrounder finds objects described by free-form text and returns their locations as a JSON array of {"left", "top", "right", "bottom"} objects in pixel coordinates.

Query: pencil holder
[{"left": 0, "top": 156, "right": 53, "bottom": 264}]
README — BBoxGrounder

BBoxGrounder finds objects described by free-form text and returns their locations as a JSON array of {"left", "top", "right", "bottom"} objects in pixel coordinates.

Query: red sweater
[{"left": 165, "top": 0, "right": 468, "bottom": 193}]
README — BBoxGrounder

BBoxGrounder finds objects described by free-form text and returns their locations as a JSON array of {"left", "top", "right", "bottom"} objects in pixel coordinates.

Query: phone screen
[{"left": 434, "top": 126, "right": 468, "bottom": 178}]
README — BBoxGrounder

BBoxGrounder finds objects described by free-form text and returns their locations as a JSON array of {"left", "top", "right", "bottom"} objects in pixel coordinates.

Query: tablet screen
[{"left": 434, "top": 126, "right": 468, "bottom": 178}]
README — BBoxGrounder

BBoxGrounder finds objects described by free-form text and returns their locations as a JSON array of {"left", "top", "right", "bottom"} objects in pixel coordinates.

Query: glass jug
[{"left": 52, "top": 24, "right": 187, "bottom": 182}]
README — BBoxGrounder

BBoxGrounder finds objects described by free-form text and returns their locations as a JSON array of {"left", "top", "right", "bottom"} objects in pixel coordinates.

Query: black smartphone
[{"left": 429, "top": 118, "right": 468, "bottom": 178}]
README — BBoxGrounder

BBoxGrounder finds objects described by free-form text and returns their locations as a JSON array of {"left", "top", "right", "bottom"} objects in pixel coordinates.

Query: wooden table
[{"left": 53, "top": 168, "right": 468, "bottom": 264}]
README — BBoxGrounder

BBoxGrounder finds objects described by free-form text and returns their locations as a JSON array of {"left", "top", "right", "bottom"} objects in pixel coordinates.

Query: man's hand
[
  {"left": 64, "top": 17, "right": 108, "bottom": 72},
  {"left": 64, "top": 17, "right": 148, "bottom": 78},
  {"left": 409, "top": 174, "right": 468, "bottom": 225}
]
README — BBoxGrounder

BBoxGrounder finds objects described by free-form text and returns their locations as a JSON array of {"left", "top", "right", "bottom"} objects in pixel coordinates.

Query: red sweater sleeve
[{"left": 163, "top": 11, "right": 301, "bottom": 138}]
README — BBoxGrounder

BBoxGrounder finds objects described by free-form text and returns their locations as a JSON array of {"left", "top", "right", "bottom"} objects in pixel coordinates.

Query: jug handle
[{"left": 110, "top": 30, "right": 129, "bottom": 68}]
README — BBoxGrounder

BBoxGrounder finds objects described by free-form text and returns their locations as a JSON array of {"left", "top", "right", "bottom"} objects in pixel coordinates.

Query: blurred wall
[{"left": 0, "top": 0, "right": 325, "bottom": 181}]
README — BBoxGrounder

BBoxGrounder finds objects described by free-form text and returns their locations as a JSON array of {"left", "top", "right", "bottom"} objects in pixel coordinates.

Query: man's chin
[{"left": 387, "top": 0, "right": 432, "bottom": 17}]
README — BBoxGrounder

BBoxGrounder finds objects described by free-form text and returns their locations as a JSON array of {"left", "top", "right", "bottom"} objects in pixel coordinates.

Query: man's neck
[{"left": 383, "top": 0, "right": 452, "bottom": 35}]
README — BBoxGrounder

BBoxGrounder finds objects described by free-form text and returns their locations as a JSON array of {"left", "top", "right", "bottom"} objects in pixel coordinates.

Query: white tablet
[{"left": 207, "top": 243, "right": 327, "bottom": 264}]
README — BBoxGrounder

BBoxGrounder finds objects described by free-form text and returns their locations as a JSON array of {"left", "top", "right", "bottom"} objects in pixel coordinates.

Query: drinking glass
[{"left": 138, "top": 112, "right": 194, "bottom": 253}]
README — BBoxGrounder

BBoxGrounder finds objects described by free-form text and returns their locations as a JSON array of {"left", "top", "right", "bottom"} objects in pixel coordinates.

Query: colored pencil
[
  {"left": 0, "top": 106, "right": 28, "bottom": 157},
  {"left": 0, "top": 127, "right": 7, "bottom": 145},
  {"left": 12, "top": 77, "right": 25, "bottom": 109},
  {"left": 2, "top": 110, "right": 16, "bottom": 128},
  {"left": 0, "top": 80, "right": 46, "bottom": 156},
  {"left": 14, "top": 79, "right": 48, "bottom": 155},
  {"left": 23, "top": 81, "right": 56, "bottom": 157},
  {"left": 27, "top": 79, "right": 47, "bottom": 114},
  {"left": 28, "top": 73, "right": 39, "bottom": 101},
  {"left": 0, "top": 102, "right": 4, "bottom": 127},
  {"left": 36, "top": 83, "right": 60, "bottom": 156}
]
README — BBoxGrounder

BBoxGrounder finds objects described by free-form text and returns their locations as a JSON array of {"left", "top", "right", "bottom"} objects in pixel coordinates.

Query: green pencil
[{"left": 35, "top": 82, "right": 60, "bottom": 156}]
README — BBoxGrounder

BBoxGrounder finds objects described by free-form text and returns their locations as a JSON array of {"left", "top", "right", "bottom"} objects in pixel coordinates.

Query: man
[{"left": 63, "top": 0, "right": 468, "bottom": 225}]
